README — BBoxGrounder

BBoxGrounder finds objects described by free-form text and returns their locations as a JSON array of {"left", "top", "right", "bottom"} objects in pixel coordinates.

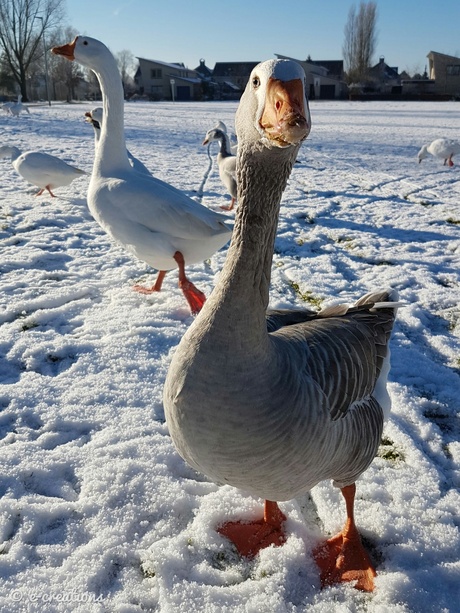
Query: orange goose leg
[
  {"left": 133, "top": 252, "right": 205, "bottom": 315},
  {"left": 313, "top": 483, "right": 376, "bottom": 592},
  {"left": 133, "top": 270, "right": 167, "bottom": 294},
  {"left": 218, "top": 500, "right": 287, "bottom": 558},
  {"left": 220, "top": 197, "right": 236, "bottom": 211},
  {"left": 174, "top": 251, "right": 206, "bottom": 315},
  {"left": 36, "top": 185, "right": 56, "bottom": 197}
]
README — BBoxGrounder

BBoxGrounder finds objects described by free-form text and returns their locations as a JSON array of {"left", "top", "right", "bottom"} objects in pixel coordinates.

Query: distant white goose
[
  {"left": 53, "top": 36, "right": 232, "bottom": 315},
  {"left": 9, "top": 94, "right": 30, "bottom": 116},
  {"left": 85, "top": 107, "right": 153, "bottom": 177},
  {"left": 164, "top": 59, "right": 400, "bottom": 593},
  {"left": 0, "top": 145, "right": 86, "bottom": 196},
  {"left": 203, "top": 126, "right": 237, "bottom": 210},
  {"left": 417, "top": 138, "right": 460, "bottom": 166},
  {"left": 2, "top": 101, "right": 14, "bottom": 114}
]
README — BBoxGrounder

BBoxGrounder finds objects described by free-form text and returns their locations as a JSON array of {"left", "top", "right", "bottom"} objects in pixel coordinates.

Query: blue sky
[{"left": 65, "top": 0, "right": 460, "bottom": 74}]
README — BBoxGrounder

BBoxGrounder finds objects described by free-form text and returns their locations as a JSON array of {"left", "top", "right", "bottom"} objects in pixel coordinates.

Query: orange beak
[
  {"left": 260, "top": 78, "right": 310, "bottom": 146},
  {"left": 52, "top": 37, "right": 78, "bottom": 61}
]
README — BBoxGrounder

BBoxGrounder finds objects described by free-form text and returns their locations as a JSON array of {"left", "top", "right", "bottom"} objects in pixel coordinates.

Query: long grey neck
[
  {"left": 92, "top": 61, "right": 131, "bottom": 176},
  {"left": 197, "top": 140, "right": 298, "bottom": 351}
]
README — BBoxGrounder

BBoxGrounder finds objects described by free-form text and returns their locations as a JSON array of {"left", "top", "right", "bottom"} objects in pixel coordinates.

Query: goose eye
[
  {"left": 83, "top": 40, "right": 88, "bottom": 46},
  {"left": 252, "top": 76, "right": 260, "bottom": 88}
]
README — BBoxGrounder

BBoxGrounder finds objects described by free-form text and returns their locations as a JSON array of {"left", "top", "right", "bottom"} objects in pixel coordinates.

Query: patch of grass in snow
[
  {"left": 289, "top": 282, "right": 323, "bottom": 308},
  {"left": 21, "top": 319, "right": 39, "bottom": 331},
  {"left": 14, "top": 311, "right": 39, "bottom": 331},
  {"left": 378, "top": 437, "right": 405, "bottom": 463},
  {"left": 295, "top": 212, "right": 315, "bottom": 225},
  {"left": 446, "top": 217, "right": 460, "bottom": 225},
  {"left": 141, "top": 563, "right": 156, "bottom": 579},
  {"left": 445, "top": 310, "right": 460, "bottom": 331}
]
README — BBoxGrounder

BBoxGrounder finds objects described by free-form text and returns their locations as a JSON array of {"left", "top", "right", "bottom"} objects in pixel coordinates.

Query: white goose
[
  {"left": 164, "top": 59, "right": 400, "bottom": 592},
  {"left": 2, "top": 101, "right": 14, "bottom": 114},
  {"left": 52, "top": 37, "right": 232, "bottom": 315},
  {"left": 9, "top": 94, "right": 30, "bottom": 117},
  {"left": 203, "top": 125, "right": 238, "bottom": 210},
  {"left": 0, "top": 145, "right": 86, "bottom": 196},
  {"left": 85, "top": 107, "right": 153, "bottom": 177},
  {"left": 417, "top": 138, "right": 460, "bottom": 166}
]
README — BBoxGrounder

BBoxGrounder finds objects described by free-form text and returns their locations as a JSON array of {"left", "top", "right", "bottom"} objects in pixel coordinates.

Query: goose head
[
  {"left": 52, "top": 36, "right": 114, "bottom": 72},
  {"left": 85, "top": 107, "right": 103, "bottom": 131},
  {"left": 236, "top": 59, "right": 310, "bottom": 151},
  {"left": 417, "top": 144, "right": 429, "bottom": 163},
  {"left": 202, "top": 127, "right": 226, "bottom": 146}
]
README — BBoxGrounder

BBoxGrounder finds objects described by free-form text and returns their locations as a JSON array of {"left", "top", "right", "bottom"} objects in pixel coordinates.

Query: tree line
[
  {"left": 0, "top": 0, "right": 378, "bottom": 102},
  {"left": 0, "top": 0, "right": 135, "bottom": 102}
]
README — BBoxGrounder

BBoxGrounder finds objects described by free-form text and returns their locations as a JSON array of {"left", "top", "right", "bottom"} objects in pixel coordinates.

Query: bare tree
[
  {"left": 115, "top": 49, "right": 135, "bottom": 97},
  {"left": 0, "top": 0, "right": 64, "bottom": 101},
  {"left": 343, "top": 2, "right": 378, "bottom": 84},
  {"left": 48, "top": 25, "right": 83, "bottom": 101}
]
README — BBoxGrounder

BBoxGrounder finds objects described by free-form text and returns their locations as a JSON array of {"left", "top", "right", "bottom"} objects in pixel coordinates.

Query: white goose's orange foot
[
  {"left": 313, "top": 531, "right": 376, "bottom": 592},
  {"left": 179, "top": 280, "right": 206, "bottom": 315},
  {"left": 133, "top": 270, "right": 167, "bottom": 294},
  {"left": 218, "top": 500, "right": 287, "bottom": 559},
  {"left": 132, "top": 285, "right": 158, "bottom": 294}
]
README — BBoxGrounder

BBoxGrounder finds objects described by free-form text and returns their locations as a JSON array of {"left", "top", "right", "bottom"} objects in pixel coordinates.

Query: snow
[{"left": 0, "top": 98, "right": 459, "bottom": 612}]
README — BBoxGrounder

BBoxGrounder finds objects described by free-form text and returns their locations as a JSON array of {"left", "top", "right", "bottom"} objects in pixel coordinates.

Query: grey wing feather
[{"left": 271, "top": 289, "right": 398, "bottom": 421}]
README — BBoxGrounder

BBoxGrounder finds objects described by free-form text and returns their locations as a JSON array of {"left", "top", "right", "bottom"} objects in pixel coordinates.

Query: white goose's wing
[
  {"left": 19, "top": 152, "right": 85, "bottom": 176},
  {"left": 16, "top": 152, "right": 85, "bottom": 187},
  {"left": 94, "top": 173, "right": 232, "bottom": 241}
]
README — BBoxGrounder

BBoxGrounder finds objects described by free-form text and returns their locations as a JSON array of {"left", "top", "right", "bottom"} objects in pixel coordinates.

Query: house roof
[
  {"left": 195, "top": 59, "right": 213, "bottom": 78},
  {"left": 275, "top": 53, "right": 344, "bottom": 81},
  {"left": 213, "top": 62, "right": 260, "bottom": 77},
  {"left": 427, "top": 50, "right": 460, "bottom": 62},
  {"left": 136, "top": 57, "right": 189, "bottom": 71},
  {"left": 369, "top": 58, "right": 400, "bottom": 80},
  {"left": 311, "top": 60, "right": 344, "bottom": 78}
]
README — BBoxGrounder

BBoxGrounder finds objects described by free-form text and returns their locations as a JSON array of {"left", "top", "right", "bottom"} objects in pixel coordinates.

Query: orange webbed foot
[
  {"left": 218, "top": 501, "right": 287, "bottom": 558},
  {"left": 313, "top": 530, "right": 376, "bottom": 592},
  {"left": 313, "top": 484, "right": 377, "bottom": 592},
  {"left": 179, "top": 280, "right": 206, "bottom": 315},
  {"left": 133, "top": 270, "right": 166, "bottom": 295}
]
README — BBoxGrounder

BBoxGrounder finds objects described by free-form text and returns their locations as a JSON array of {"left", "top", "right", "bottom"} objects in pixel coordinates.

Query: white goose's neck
[
  {"left": 196, "top": 140, "right": 299, "bottom": 351},
  {"left": 218, "top": 132, "right": 233, "bottom": 157},
  {"left": 92, "top": 59, "right": 131, "bottom": 176}
]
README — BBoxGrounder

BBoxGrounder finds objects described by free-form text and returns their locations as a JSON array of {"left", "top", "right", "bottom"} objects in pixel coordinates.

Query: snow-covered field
[{"left": 0, "top": 98, "right": 459, "bottom": 613}]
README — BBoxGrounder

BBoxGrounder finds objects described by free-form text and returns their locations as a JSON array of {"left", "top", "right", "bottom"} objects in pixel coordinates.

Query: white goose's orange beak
[
  {"left": 260, "top": 78, "right": 310, "bottom": 147},
  {"left": 52, "top": 37, "right": 78, "bottom": 61}
]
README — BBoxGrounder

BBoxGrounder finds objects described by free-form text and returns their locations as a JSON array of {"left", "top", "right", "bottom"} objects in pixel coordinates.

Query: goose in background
[
  {"left": 203, "top": 126, "right": 237, "bottom": 210},
  {"left": 85, "top": 107, "right": 152, "bottom": 177},
  {"left": 2, "top": 101, "right": 14, "bottom": 114},
  {"left": 417, "top": 138, "right": 460, "bottom": 166},
  {"left": 0, "top": 145, "right": 86, "bottom": 196},
  {"left": 9, "top": 94, "right": 30, "bottom": 116},
  {"left": 164, "top": 59, "right": 400, "bottom": 592},
  {"left": 53, "top": 36, "right": 232, "bottom": 315},
  {"left": 214, "top": 120, "right": 238, "bottom": 154}
]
